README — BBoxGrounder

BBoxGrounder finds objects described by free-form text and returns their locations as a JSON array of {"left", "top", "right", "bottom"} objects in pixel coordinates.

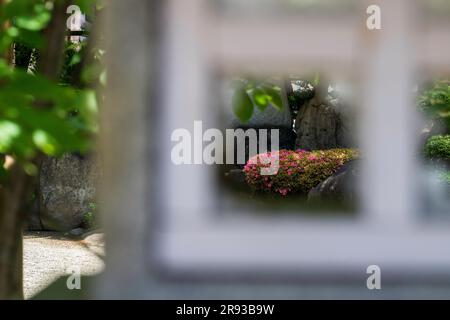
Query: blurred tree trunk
[
  {"left": 0, "top": 161, "right": 29, "bottom": 299},
  {"left": 0, "top": 0, "right": 70, "bottom": 300},
  {"left": 0, "top": 0, "right": 25, "bottom": 299}
]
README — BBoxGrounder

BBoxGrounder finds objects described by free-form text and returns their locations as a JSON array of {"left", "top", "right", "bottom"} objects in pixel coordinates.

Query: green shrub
[
  {"left": 419, "top": 81, "right": 450, "bottom": 130},
  {"left": 244, "top": 148, "right": 358, "bottom": 196},
  {"left": 438, "top": 170, "right": 450, "bottom": 185},
  {"left": 82, "top": 202, "right": 98, "bottom": 230},
  {"left": 424, "top": 135, "right": 450, "bottom": 160},
  {"left": 60, "top": 42, "right": 86, "bottom": 86}
]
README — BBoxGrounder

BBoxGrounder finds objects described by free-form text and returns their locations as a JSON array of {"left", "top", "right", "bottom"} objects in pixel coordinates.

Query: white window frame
[{"left": 156, "top": 0, "right": 450, "bottom": 280}]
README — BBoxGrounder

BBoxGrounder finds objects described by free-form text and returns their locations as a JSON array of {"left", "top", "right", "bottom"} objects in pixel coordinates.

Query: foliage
[
  {"left": 0, "top": 62, "right": 97, "bottom": 170},
  {"left": 0, "top": 0, "right": 101, "bottom": 176},
  {"left": 82, "top": 202, "right": 98, "bottom": 229},
  {"left": 244, "top": 148, "right": 358, "bottom": 196},
  {"left": 438, "top": 170, "right": 450, "bottom": 185},
  {"left": 231, "top": 78, "right": 283, "bottom": 123},
  {"left": 60, "top": 42, "right": 84, "bottom": 85},
  {"left": 424, "top": 135, "right": 450, "bottom": 160},
  {"left": 0, "top": 0, "right": 104, "bottom": 300},
  {"left": 419, "top": 81, "right": 450, "bottom": 130},
  {"left": 0, "top": 0, "right": 50, "bottom": 51},
  {"left": 81, "top": 46, "right": 107, "bottom": 87},
  {"left": 287, "top": 80, "right": 315, "bottom": 111}
]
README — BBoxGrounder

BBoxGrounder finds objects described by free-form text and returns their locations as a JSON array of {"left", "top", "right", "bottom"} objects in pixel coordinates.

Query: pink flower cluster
[{"left": 244, "top": 148, "right": 358, "bottom": 196}]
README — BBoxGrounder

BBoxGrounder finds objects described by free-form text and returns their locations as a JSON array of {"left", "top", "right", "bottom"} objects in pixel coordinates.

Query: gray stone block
[{"left": 39, "top": 153, "right": 98, "bottom": 231}]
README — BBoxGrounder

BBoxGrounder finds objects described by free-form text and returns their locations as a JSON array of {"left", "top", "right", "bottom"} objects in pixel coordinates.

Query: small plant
[
  {"left": 438, "top": 170, "right": 450, "bottom": 185},
  {"left": 82, "top": 202, "right": 98, "bottom": 230},
  {"left": 244, "top": 148, "right": 358, "bottom": 196},
  {"left": 419, "top": 81, "right": 450, "bottom": 130},
  {"left": 60, "top": 42, "right": 85, "bottom": 86},
  {"left": 424, "top": 135, "right": 450, "bottom": 160}
]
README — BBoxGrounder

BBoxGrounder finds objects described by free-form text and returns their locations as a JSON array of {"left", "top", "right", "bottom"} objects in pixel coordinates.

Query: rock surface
[
  {"left": 27, "top": 200, "right": 43, "bottom": 231},
  {"left": 295, "top": 96, "right": 355, "bottom": 151},
  {"left": 68, "top": 227, "right": 86, "bottom": 238},
  {"left": 308, "top": 160, "right": 360, "bottom": 202},
  {"left": 39, "top": 153, "right": 98, "bottom": 231},
  {"left": 224, "top": 169, "right": 248, "bottom": 191}
]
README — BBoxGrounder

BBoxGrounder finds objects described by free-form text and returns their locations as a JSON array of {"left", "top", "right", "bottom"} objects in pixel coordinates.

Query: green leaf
[
  {"left": 232, "top": 87, "right": 253, "bottom": 123},
  {"left": 81, "top": 64, "right": 103, "bottom": 84},
  {"left": 251, "top": 88, "right": 270, "bottom": 112},
  {"left": 262, "top": 85, "right": 283, "bottom": 111},
  {"left": 6, "top": 27, "right": 20, "bottom": 37},
  {"left": 75, "top": 0, "right": 100, "bottom": 16},
  {"left": 32, "top": 129, "right": 58, "bottom": 155},
  {"left": 0, "top": 120, "right": 22, "bottom": 152},
  {"left": 15, "top": 9, "right": 51, "bottom": 31},
  {"left": 23, "top": 161, "right": 38, "bottom": 176},
  {"left": 76, "top": 89, "right": 99, "bottom": 133},
  {"left": 68, "top": 53, "right": 82, "bottom": 67},
  {"left": 2, "top": 0, "right": 37, "bottom": 20}
]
